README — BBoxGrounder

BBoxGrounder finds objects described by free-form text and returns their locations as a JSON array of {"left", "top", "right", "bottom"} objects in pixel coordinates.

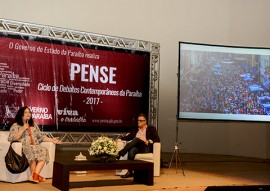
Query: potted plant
[{"left": 88, "top": 136, "right": 118, "bottom": 162}]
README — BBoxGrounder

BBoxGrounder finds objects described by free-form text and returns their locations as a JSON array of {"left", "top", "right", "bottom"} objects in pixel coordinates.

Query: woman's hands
[
  {"left": 22, "top": 121, "right": 30, "bottom": 131},
  {"left": 43, "top": 136, "right": 61, "bottom": 144},
  {"left": 51, "top": 137, "right": 61, "bottom": 144}
]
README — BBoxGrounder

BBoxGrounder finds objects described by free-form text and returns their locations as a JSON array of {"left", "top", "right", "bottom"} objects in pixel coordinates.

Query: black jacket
[{"left": 120, "top": 125, "right": 160, "bottom": 143}]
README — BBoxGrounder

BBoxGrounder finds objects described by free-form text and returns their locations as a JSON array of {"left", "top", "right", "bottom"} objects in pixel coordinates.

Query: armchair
[
  {"left": 0, "top": 131, "right": 56, "bottom": 183},
  {"left": 116, "top": 140, "right": 161, "bottom": 176}
]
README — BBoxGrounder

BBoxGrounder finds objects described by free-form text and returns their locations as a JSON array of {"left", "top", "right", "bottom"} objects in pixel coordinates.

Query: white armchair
[
  {"left": 116, "top": 140, "right": 161, "bottom": 176},
  {"left": 0, "top": 131, "right": 56, "bottom": 183}
]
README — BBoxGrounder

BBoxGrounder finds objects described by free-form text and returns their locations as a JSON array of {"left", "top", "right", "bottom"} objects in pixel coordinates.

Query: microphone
[
  {"left": 26, "top": 116, "right": 30, "bottom": 124},
  {"left": 25, "top": 117, "right": 30, "bottom": 131}
]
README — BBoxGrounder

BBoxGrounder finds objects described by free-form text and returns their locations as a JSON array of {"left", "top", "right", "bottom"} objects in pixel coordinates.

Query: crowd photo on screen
[{"left": 179, "top": 43, "right": 270, "bottom": 120}]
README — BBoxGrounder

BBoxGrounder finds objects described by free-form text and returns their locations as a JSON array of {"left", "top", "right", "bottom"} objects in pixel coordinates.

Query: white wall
[{"left": 1, "top": 0, "right": 270, "bottom": 159}]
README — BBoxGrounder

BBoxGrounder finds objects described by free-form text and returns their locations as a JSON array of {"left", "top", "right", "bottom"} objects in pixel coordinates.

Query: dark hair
[
  {"left": 138, "top": 113, "right": 148, "bottom": 122},
  {"left": 14, "top": 106, "right": 34, "bottom": 126}
]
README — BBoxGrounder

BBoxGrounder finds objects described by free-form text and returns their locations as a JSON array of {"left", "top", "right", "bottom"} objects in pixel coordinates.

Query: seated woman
[{"left": 8, "top": 106, "right": 61, "bottom": 183}]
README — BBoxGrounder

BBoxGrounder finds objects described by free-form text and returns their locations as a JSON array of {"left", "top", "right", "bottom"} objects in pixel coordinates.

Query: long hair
[{"left": 14, "top": 106, "right": 34, "bottom": 126}]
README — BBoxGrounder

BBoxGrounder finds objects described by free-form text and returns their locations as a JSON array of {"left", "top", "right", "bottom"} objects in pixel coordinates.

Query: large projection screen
[
  {"left": 178, "top": 42, "right": 270, "bottom": 122},
  {"left": 0, "top": 32, "right": 151, "bottom": 132}
]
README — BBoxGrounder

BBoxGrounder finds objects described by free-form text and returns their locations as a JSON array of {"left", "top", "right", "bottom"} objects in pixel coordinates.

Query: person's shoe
[
  {"left": 38, "top": 174, "right": 46, "bottom": 182},
  {"left": 116, "top": 150, "right": 124, "bottom": 160},
  {"left": 28, "top": 173, "right": 39, "bottom": 183},
  {"left": 116, "top": 154, "right": 121, "bottom": 160},
  {"left": 120, "top": 170, "right": 133, "bottom": 178}
]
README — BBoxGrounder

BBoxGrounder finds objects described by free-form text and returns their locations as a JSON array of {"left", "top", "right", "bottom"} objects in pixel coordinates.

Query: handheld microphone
[
  {"left": 26, "top": 116, "right": 30, "bottom": 124},
  {"left": 25, "top": 117, "right": 30, "bottom": 131}
]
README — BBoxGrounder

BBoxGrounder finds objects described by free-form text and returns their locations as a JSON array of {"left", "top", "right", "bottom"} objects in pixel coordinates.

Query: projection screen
[{"left": 178, "top": 42, "right": 270, "bottom": 122}]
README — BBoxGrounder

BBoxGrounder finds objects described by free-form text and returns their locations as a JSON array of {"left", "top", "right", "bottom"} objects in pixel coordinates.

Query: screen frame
[{"left": 177, "top": 41, "right": 270, "bottom": 122}]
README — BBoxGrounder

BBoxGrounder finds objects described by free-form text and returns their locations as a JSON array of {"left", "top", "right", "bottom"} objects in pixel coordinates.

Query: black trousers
[{"left": 119, "top": 137, "right": 152, "bottom": 160}]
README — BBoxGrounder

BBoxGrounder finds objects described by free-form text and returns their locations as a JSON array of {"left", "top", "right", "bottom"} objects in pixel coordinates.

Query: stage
[{"left": 0, "top": 152, "right": 269, "bottom": 191}]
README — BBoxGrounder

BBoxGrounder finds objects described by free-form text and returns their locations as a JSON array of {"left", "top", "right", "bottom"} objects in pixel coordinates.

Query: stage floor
[{"left": 0, "top": 152, "right": 269, "bottom": 191}]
